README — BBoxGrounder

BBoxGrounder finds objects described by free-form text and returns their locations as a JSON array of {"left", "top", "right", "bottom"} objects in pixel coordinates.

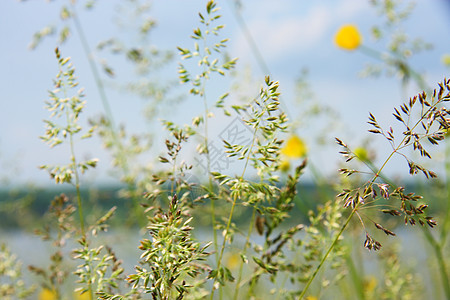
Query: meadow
[{"left": 0, "top": 1, "right": 449, "bottom": 299}]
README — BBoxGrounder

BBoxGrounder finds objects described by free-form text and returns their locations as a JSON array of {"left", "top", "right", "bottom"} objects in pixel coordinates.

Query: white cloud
[
  {"left": 232, "top": 5, "right": 331, "bottom": 61},
  {"left": 230, "top": 0, "right": 372, "bottom": 63}
]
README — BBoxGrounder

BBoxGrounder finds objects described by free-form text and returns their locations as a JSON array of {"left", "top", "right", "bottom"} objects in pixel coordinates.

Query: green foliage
[
  {"left": 0, "top": 244, "right": 35, "bottom": 299},
  {"left": 336, "top": 80, "right": 449, "bottom": 251},
  {"left": 127, "top": 195, "right": 210, "bottom": 299},
  {"left": 29, "top": 194, "right": 76, "bottom": 298},
  {"left": 0, "top": 0, "right": 449, "bottom": 299},
  {"left": 73, "top": 237, "right": 125, "bottom": 296},
  {"left": 39, "top": 48, "right": 98, "bottom": 185}
]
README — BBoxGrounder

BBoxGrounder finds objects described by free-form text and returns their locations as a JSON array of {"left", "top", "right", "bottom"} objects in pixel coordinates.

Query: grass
[{"left": 0, "top": 0, "right": 449, "bottom": 299}]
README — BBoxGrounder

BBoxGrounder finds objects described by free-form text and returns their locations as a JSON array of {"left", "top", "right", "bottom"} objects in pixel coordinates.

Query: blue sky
[{"left": 0, "top": 0, "right": 449, "bottom": 186}]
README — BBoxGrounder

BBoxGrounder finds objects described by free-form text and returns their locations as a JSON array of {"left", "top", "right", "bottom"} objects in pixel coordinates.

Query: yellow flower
[
  {"left": 335, "top": 24, "right": 362, "bottom": 50},
  {"left": 74, "top": 291, "right": 91, "bottom": 300},
  {"left": 363, "top": 276, "right": 377, "bottom": 293},
  {"left": 354, "top": 146, "right": 369, "bottom": 161},
  {"left": 279, "top": 160, "right": 291, "bottom": 172},
  {"left": 225, "top": 252, "right": 241, "bottom": 270},
  {"left": 441, "top": 54, "right": 450, "bottom": 67},
  {"left": 281, "top": 135, "right": 307, "bottom": 158},
  {"left": 305, "top": 296, "right": 318, "bottom": 300},
  {"left": 38, "top": 289, "right": 57, "bottom": 300}
]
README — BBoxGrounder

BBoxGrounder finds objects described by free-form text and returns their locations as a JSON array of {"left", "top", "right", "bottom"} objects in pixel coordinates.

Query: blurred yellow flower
[
  {"left": 335, "top": 24, "right": 362, "bottom": 50},
  {"left": 305, "top": 296, "right": 318, "bottom": 300},
  {"left": 281, "top": 135, "right": 307, "bottom": 158},
  {"left": 354, "top": 146, "right": 369, "bottom": 161},
  {"left": 279, "top": 160, "right": 291, "bottom": 172},
  {"left": 225, "top": 252, "right": 241, "bottom": 270},
  {"left": 363, "top": 276, "right": 377, "bottom": 293},
  {"left": 74, "top": 291, "right": 91, "bottom": 300},
  {"left": 441, "top": 54, "right": 450, "bottom": 67},
  {"left": 38, "top": 289, "right": 57, "bottom": 300}
]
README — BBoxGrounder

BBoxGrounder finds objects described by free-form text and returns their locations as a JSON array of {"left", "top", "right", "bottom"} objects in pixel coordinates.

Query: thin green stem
[
  {"left": 201, "top": 55, "right": 221, "bottom": 300},
  {"left": 345, "top": 250, "right": 366, "bottom": 300},
  {"left": 422, "top": 226, "right": 450, "bottom": 299},
  {"left": 213, "top": 197, "right": 240, "bottom": 284},
  {"left": 190, "top": 17, "right": 222, "bottom": 298},
  {"left": 359, "top": 45, "right": 430, "bottom": 92},
  {"left": 227, "top": 1, "right": 292, "bottom": 120},
  {"left": 71, "top": 7, "right": 145, "bottom": 227},
  {"left": 64, "top": 94, "right": 85, "bottom": 238},
  {"left": 210, "top": 191, "right": 218, "bottom": 261},
  {"left": 275, "top": 274, "right": 289, "bottom": 300},
  {"left": 200, "top": 36, "right": 218, "bottom": 263},
  {"left": 441, "top": 138, "right": 450, "bottom": 245},
  {"left": 233, "top": 208, "right": 256, "bottom": 300},
  {"left": 297, "top": 207, "right": 357, "bottom": 299},
  {"left": 210, "top": 126, "right": 258, "bottom": 299},
  {"left": 247, "top": 269, "right": 265, "bottom": 297},
  {"left": 228, "top": 1, "right": 270, "bottom": 76},
  {"left": 71, "top": 9, "right": 117, "bottom": 136},
  {"left": 297, "top": 100, "right": 439, "bottom": 298},
  {"left": 170, "top": 157, "right": 177, "bottom": 195},
  {"left": 417, "top": 138, "right": 450, "bottom": 299},
  {"left": 73, "top": 170, "right": 85, "bottom": 237},
  {"left": 364, "top": 159, "right": 396, "bottom": 187},
  {"left": 371, "top": 137, "right": 449, "bottom": 298},
  {"left": 65, "top": 100, "right": 92, "bottom": 300}
]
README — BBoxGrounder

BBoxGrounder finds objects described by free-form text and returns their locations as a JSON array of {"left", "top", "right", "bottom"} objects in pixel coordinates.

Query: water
[{"left": 0, "top": 224, "right": 444, "bottom": 299}]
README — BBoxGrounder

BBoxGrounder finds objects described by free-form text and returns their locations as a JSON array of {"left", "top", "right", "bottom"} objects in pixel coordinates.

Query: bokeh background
[
  {"left": 0, "top": 1, "right": 450, "bottom": 299},
  {"left": 1, "top": 0, "right": 449, "bottom": 186}
]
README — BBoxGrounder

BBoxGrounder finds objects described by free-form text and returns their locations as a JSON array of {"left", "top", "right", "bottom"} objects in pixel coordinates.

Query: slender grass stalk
[
  {"left": 209, "top": 185, "right": 219, "bottom": 261},
  {"left": 65, "top": 91, "right": 93, "bottom": 300},
  {"left": 246, "top": 204, "right": 281, "bottom": 298},
  {"left": 363, "top": 139, "right": 449, "bottom": 298},
  {"left": 275, "top": 274, "right": 289, "bottom": 300},
  {"left": 199, "top": 29, "right": 219, "bottom": 260},
  {"left": 418, "top": 138, "right": 450, "bottom": 299},
  {"left": 228, "top": 1, "right": 294, "bottom": 120},
  {"left": 200, "top": 46, "right": 221, "bottom": 299},
  {"left": 297, "top": 207, "right": 357, "bottom": 299},
  {"left": 228, "top": 1, "right": 270, "bottom": 76},
  {"left": 298, "top": 92, "right": 444, "bottom": 298},
  {"left": 361, "top": 63, "right": 448, "bottom": 297},
  {"left": 233, "top": 208, "right": 256, "bottom": 300},
  {"left": 345, "top": 250, "right": 366, "bottom": 300},
  {"left": 359, "top": 45, "right": 430, "bottom": 92},
  {"left": 71, "top": 6, "right": 145, "bottom": 227},
  {"left": 398, "top": 40, "right": 449, "bottom": 299},
  {"left": 441, "top": 138, "right": 450, "bottom": 245},
  {"left": 421, "top": 226, "right": 450, "bottom": 299},
  {"left": 57, "top": 51, "right": 87, "bottom": 238},
  {"left": 210, "top": 126, "right": 258, "bottom": 299},
  {"left": 71, "top": 8, "right": 117, "bottom": 137},
  {"left": 68, "top": 127, "right": 85, "bottom": 237}
]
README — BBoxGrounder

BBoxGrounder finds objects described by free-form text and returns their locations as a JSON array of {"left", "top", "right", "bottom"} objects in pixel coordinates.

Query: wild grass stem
[
  {"left": 210, "top": 126, "right": 258, "bottom": 299},
  {"left": 71, "top": 6, "right": 145, "bottom": 228},
  {"left": 232, "top": 207, "right": 256, "bottom": 300},
  {"left": 419, "top": 138, "right": 450, "bottom": 299},
  {"left": 298, "top": 91, "right": 445, "bottom": 298},
  {"left": 345, "top": 251, "right": 366, "bottom": 300},
  {"left": 200, "top": 46, "right": 221, "bottom": 299},
  {"left": 421, "top": 226, "right": 450, "bottom": 299},
  {"left": 68, "top": 118, "right": 85, "bottom": 238},
  {"left": 64, "top": 74, "right": 93, "bottom": 300}
]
